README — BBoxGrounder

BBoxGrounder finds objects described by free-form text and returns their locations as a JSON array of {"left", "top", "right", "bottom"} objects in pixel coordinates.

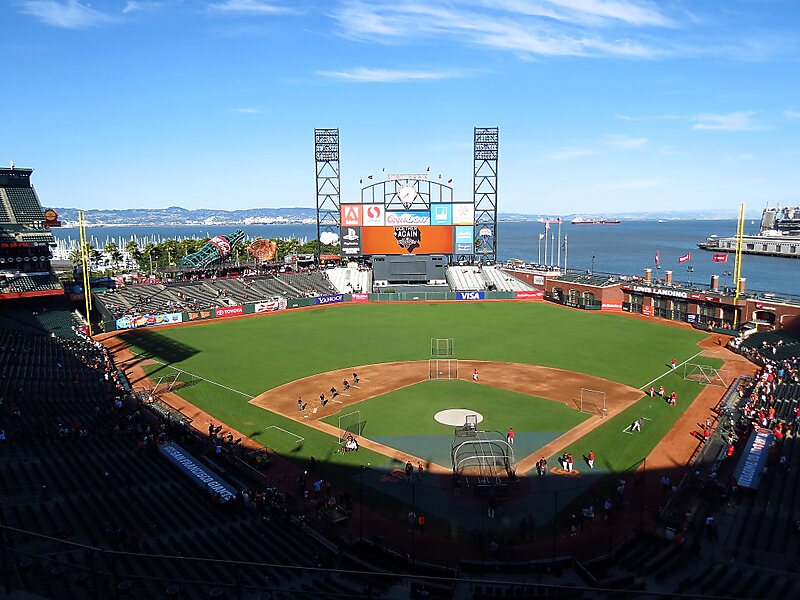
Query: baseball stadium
[{"left": 1, "top": 131, "right": 799, "bottom": 600}]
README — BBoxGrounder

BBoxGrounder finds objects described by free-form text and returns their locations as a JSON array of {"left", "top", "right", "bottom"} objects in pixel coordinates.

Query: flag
[
  {"left": 538, "top": 233, "right": 545, "bottom": 240},
  {"left": 655, "top": 250, "right": 660, "bottom": 266},
  {"left": 712, "top": 254, "right": 728, "bottom": 263},
  {"left": 678, "top": 252, "right": 691, "bottom": 264}
]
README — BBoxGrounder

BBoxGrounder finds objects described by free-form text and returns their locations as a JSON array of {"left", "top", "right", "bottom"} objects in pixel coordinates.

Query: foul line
[
  {"left": 265, "top": 425, "right": 304, "bottom": 443},
  {"left": 638, "top": 350, "right": 705, "bottom": 391},
  {"left": 130, "top": 353, "right": 252, "bottom": 399}
]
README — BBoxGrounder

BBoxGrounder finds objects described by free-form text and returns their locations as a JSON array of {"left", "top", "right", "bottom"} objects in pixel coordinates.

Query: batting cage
[
  {"left": 429, "top": 359, "right": 459, "bottom": 380},
  {"left": 451, "top": 429, "right": 516, "bottom": 496}
]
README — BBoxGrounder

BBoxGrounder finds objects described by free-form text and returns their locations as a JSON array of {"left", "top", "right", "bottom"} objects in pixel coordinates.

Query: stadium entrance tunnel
[{"left": 434, "top": 408, "right": 484, "bottom": 427}]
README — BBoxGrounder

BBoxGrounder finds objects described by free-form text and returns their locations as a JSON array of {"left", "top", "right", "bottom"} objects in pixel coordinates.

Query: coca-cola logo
[{"left": 394, "top": 226, "right": 421, "bottom": 252}]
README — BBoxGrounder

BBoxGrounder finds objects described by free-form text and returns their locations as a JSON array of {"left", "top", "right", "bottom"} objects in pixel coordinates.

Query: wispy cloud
[
  {"left": 692, "top": 111, "right": 758, "bottom": 131},
  {"left": 604, "top": 134, "right": 648, "bottom": 149},
  {"left": 207, "top": 0, "right": 297, "bottom": 15},
  {"left": 20, "top": 0, "right": 117, "bottom": 29},
  {"left": 317, "top": 67, "right": 472, "bottom": 83},
  {"left": 123, "top": 1, "right": 163, "bottom": 13},
  {"left": 546, "top": 147, "right": 597, "bottom": 160},
  {"left": 230, "top": 107, "right": 263, "bottom": 114},
  {"left": 784, "top": 109, "right": 800, "bottom": 119},
  {"left": 332, "top": 1, "right": 674, "bottom": 59}
]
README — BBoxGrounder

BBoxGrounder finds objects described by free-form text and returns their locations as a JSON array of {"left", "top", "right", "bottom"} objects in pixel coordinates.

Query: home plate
[{"left": 434, "top": 409, "right": 484, "bottom": 426}]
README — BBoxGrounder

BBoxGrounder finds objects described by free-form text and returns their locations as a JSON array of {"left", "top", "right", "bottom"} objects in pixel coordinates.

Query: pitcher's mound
[{"left": 434, "top": 409, "right": 484, "bottom": 427}]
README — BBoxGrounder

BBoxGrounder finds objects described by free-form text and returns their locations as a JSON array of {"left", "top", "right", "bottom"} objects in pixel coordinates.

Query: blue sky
[{"left": 2, "top": 0, "right": 799, "bottom": 214}]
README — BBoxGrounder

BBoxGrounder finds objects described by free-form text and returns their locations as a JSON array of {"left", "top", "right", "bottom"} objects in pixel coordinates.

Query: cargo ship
[
  {"left": 698, "top": 206, "right": 800, "bottom": 259},
  {"left": 570, "top": 216, "right": 620, "bottom": 225}
]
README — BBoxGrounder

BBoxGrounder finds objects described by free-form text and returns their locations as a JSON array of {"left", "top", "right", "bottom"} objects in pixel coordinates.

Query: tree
[{"left": 105, "top": 242, "right": 122, "bottom": 274}]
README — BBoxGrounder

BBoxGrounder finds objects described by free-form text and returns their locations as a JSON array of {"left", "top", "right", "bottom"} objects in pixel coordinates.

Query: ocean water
[{"left": 52, "top": 220, "right": 800, "bottom": 297}]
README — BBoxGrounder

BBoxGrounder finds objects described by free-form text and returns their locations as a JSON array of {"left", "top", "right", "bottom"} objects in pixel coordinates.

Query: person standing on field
[
  {"left": 473, "top": 368, "right": 479, "bottom": 382},
  {"left": 588, "top": 450, "right": 595, "bottom": 469}
]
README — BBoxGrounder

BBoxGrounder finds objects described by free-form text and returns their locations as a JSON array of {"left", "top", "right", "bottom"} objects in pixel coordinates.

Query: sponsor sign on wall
[
  {"left": 601, "top": 302, "right": 623, "bottom": 310},
  {"left": 533, "top": 275, "right": 545, "bottom": 285},
  {"left": 254, "top": 299, "right": 287, "bottom": 313},
  {"left": 340, "top": 205, "right": 362, "bottom": 226},
  {"left": 735, "top": 427, "right": 774, "bottom": 489},
  {"left": 452, "top": 203, "right": 475, "bottom": 225},
  {"left": 316, "top": 294, "right": 344, "bottom": 305},
  {"left": 457, "top": 291, "right": 485, "bottom": 300},
  {"left": 430, "top": 204, "right": 452, "bottom": 225},
  {"left": 641, "top": 305, "right": 653, "bottom": 316},
  {"left": 341, "top": 226, "right": 362, "bottom": 256},
  {"left": 361, "top": 226, "right": 454, "bottom": 255},
  {"left": 385, "top": 211, "right": 431, "bottom": 226},
  {"left": 455, "top": 226, "right": 474, "bottom": 254},
  {"left": 115, "top": 312, "right": 182, "bottom": 330},
  {"left": 187, "top": 310, "right": 213, "bottom": 321},
  {"left": 215, "top": 305, "right": 244, "bottom": 317},
  {"left": 362, "top": 204, "right": 385, "bottom": 226},
  {"left": 351, "top": 293, "right": 369, "bottom": 303},
  {"left": 515, "top": 290, "right": 544, "bottom": 300}
]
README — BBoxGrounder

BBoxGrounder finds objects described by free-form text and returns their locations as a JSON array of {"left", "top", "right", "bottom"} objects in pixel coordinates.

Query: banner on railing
[
  {"left": 601, "top": 302, "right": 623, "bottom": 310},
  {"left": 351, "top": 293, "right": 369, "bottom": 303},
  {"left": 457, "top": 291, "right": 485, "bottom": 300},
  {"left": 215, "top": 305, "right": 243, "bottom": 318},
  {"left": 159, "top": 442, "right": 236, "bottom": 503},
  {"left": 115, "top": 312, "right": 182, "bottom": 330},
  {"left": 734, "top": 427, "right": 774, "bottom": 489}
]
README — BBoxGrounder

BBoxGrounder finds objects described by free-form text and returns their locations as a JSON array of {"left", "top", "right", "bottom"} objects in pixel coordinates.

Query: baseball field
[{"left": 118, "top": 301, "right": 723, "bottom": 532}]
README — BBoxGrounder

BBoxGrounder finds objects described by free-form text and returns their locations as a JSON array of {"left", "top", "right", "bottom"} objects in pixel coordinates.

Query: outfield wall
[{"left": 96, "top": 289, "right": 546, "bottom": 332}]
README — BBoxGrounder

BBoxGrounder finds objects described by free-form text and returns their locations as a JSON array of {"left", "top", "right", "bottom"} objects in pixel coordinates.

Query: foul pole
[
  {"left": 78, "top": 211, "right": 93, "bottom": 336},
  {"left": 732, "top": 202, "right": 745, "bottom": 328}
]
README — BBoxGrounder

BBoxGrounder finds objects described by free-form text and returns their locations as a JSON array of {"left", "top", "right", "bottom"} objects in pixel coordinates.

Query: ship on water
[
  {"left": 698, "top": 206, "right": 800, "bottom": 259},
  {"left": 571, "top": 216, "right": 620, "bottom": 225}
]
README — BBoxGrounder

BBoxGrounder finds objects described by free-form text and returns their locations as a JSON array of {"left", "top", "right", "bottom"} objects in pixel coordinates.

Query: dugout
[{"left": 372, "top": 255, "right": 447, "bottom": 286}]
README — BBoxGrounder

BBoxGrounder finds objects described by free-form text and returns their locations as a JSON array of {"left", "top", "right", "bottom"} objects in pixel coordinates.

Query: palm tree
[{"left": 104, "top": 242, "right": 122, "bottom": 274}]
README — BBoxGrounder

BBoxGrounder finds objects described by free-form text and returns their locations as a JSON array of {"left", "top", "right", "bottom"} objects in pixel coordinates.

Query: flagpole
[
  {"left": 564, "top": 235, "right": 568, "bottom": 273},
  {"left": 557, "top": 219, "right": 562, "bottom": 268},
  {"left": 538, "top": 235, "right": 542, "bottom": 264},
  {"left": 733, "top": 202, "right": 745, "bottom": 328},
  {"left": 544, "top": 225, "right": 548, "bottom": 267},
  {"left": 551, "top": 234, "right": 555, "bottom": 267}
]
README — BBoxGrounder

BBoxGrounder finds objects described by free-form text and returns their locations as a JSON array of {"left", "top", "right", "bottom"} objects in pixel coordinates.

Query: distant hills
[{"left": 53, "top": 206, "right": 746, "bottom": 227}]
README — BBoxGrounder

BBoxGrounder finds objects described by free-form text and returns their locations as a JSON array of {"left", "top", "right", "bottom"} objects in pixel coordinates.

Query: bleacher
[
  {"left": 0, "top": 326, "right": 371, "bottom": 599},
  {"left": 551, "top": 272, "right": 621, "bottom": 288},
  {"left": 0, "top": 273, "right": 62, "bottom": 295},
  {"left": 446, "top": 265, "right": 488, "bottom": 291},
  {"left": 95, "top": 272, "right": 338, "bottom": 319},
  {"left": 480, "top": 266, "right": 533, "bottom": 292},
  {"left": 325, "top": 264, "right": 372, "bottom": 294}
]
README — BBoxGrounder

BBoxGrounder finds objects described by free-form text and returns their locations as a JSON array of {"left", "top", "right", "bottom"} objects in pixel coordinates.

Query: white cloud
[
  {"left": 332, "top": 1, "right": 668, "bottom": 58},
  {"left": 207, "top": 0, "right": 297, "bottom": 15},
  {"left": 20, "top": 0, "right": 117, "bottom": 28},
  {"left": 604, "top": 134, "right": 648, "bottom": 148},
  {"left": 784, "top": 109, "right": 800, "bottom": 119},
  {"left": 546, "top": 147, "right": 597, "bottom": 160},
  {"left": 692, "top": 111, "right": 758, "bottom": 131},
  {"left": 317, "top": 67, "right": 471, "bottom": 83},
  {"left": 230, "top": 107, "right": 263, "bottom": 113}
]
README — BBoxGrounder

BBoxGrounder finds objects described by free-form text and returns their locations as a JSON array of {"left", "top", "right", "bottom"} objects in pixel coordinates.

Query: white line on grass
[
  {"left": 638, "top": 350, "right": 705, "bottom": 391},
  {"left": 131, "top": 353, "right": 253, "bottom": 399},
  {"left": 265, "top": 425, "right": 304, "bottom": 443}
]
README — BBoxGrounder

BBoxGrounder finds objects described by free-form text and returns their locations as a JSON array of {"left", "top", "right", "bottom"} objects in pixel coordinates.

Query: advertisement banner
[
  {"left": 316, "top": 294, "right": 344, "bottom": 305},
  {"left": 340, "top": 205, "right": 362, "bottom": 227},
  {"left": 641, "top": 305, "right": 653, "bottom": 316},
  {"left": 351, "top": 293, "right": 369, "bottom": 303},
  {"left": 341, "top": 226, "right": 362, "bottom": 257},
  {"left": 430, "top": 204, "right": 452, "bottom": 226},
  {"left": 187, "top": 310, "right": 213, "bottom": 321},
  {"left": 734, "top": 427, "right": 774, "bottom": 489},
  {"left": 455, "top": 226, "right": 474, "bottom": 254},
  {"left": 115, "top": 312, "right": 182, "bottom": 330},
  {"left": 457, "top": 291, "right": 485, "bottom": 300},
  {"left": 385, "top": 211, "right": 431, "bottom": 226},
  {"left": 254, "top": 299, "right": 287, "bottom": 313},
  {"left": 686, "top": 313, "right": 699, "bottom": 323},
  {"left": 601, "top": 302, "right": 623, "bottom": 310},
  {"left": 533, "top": 275, "right": 545, "bottom": 285},
  {"left": 362, "top": 204, "right": 385, "bottom": 226},
  {"left": 215, "top": 305, "right": 244, "bottom": 318},
  {"left": 515, "top": 290, "right": 544, "bottom": 300},
  {"left": 361, "top": 226, "right": 454, "bottom": 255},
  {"left": 453, "top": 203, "right": 475, "bottom": 225},
  {"left": 159, "top": 442, "right": 236, "bottom": 503}
]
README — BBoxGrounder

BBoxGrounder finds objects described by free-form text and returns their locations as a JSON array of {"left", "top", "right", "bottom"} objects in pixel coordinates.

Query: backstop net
[
  {"left": 580, "top": 388, "right": 607, "bottom": 416},
  {"left": 337, "top": 410, "right": 365, "bottom": 442},
  {"left": 429, "top": 359, "right": 458, "bottom": 380},
  {"left": 431, "top": 338, "right": 454, "bottom": 357},
  {"left": 451, "top": 431, "right": 516, "bottom": 493}
]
